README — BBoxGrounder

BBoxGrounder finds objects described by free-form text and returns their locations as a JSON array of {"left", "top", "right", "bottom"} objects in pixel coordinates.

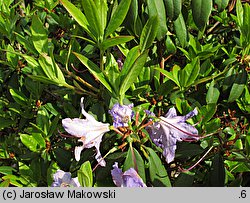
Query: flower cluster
[{"left": 61, "top": 97, "right": 199, "bottom": 187}]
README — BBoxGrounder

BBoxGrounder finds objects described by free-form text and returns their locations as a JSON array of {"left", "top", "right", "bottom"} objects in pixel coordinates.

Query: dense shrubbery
[{"left": 0, "top": 0, "right": 250, "bottom": 187}]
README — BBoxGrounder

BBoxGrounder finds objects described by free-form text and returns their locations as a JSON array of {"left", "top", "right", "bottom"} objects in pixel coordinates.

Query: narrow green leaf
[
  {"left": 140, "top": 16, "right": 159, "bottom": 52},
  {"left": 191, "top": 0, "right": 212, "bottom": 30},
  {"left": 174, "top": 13, "right": 188, "bottom": 47},
  {"left": 59, "top": 0, "right": 94, "bottom": 40},
  {"left": 32, "top": 133, "right": 46, "bottom": 149},
  {"left": 30, "top": 15, "right": 48, "bottom": 53},
  {"left": 146, "top": 147, "right": 171, "bottom": 187},
  {"left": 146, "top": 0, "right": 168, "bottom": 40},
  {"left": 81, "top": 0, "right": 103, "bottom": 39},
  {"left": 77, "top": 161, "right": 93, "bottom": 187},
  {"left": 101, "top": 36, "right": 134, "bottom": 51},
  {"left": 164, "top": 0, "right": 182, "bottom": 20},
  {"left": 206, "top": 80, "right": 220, "bottom": 104},
  {"left": 120, "top": 46, "right": 140, "bottom": 78},
  {"left": 73, "top": 52, "right": 112, "bottom": 93},
  {"left": 105, "top": 0, "right": 132, "bottom": 38},
  {"left": 119, "top": 50, "right": 148, "bottom": 96},
  {"left": 123, "top": 146, "right": 146, "bottom": 182},
  {"left": 228, "top": 69, "right": 247, "bottom": 102}
]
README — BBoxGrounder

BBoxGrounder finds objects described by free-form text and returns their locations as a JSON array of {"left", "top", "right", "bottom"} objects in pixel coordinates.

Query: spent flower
[{"left": 62, "top": 97, "right": 110, "bottom": 166}]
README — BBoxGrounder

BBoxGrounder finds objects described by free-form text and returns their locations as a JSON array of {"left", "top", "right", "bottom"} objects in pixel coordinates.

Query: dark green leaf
[
  {"left": 146, "top": 0, "right": 167, "bottom": 40},
  {"left": 214, "top": 0, "right": 229, "bottom": 12},
  {"left": 164, "top": 0, "right": 182, "bottom": 20},
  {"left": 140, "top": 16, "right": 159, "bottom": 52},
  {"left": 228, "top": 69, "right": 247, "bottom": 102},
  {"left": 105, "top": 0, "right": 132, "bottom": 38},
  {"left": 208, "top": 153, "right": 225, "bottom": 186},
  {"left": 191, "top": 0, "right": 212, "bottom": 30},
  {"left": 174, "top": 12, "right": 188, "bottom": 47}
]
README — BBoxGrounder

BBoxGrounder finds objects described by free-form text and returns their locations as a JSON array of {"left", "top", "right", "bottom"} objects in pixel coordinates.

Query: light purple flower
[
  {"left": 146, "top": 107, "right": 199, "bottom": 163},
  {"left": 111, "top": 162, "right": 146, "bottom": 187},
  {"left": 51, "top": 169, "right": 80, "bottom": 187},
  {"left": 62, "top": 97, "right": 110, "bottom": 167},
  {"left": 109, "top": 103, "right": 134, "bottom": 128}
]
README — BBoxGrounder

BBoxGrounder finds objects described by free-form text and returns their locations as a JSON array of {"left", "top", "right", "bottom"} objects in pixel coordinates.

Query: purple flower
[
  {"left": 109, "top": 103, "right": 134, "bottom": 128},
  {"left": 62, "top": 97, "right": 110, "bottom": 167},
  {"left": 111, "top": 162, "right": 146, "bottom": 187},
  {"left": 51, "top": 170, "right": 80, "bottom": 187},
  {"left": 146, "top": 107, "right": 199, "bottom": 163}
]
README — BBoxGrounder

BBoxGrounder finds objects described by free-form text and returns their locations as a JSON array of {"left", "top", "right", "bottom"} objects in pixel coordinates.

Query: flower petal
[
  {"left": 111, "top": 162, "right": 123, "bottom": 187},
  {"left": 74, "top": 145, "right": 84, "bottom": 161},
  {"left": 123, "top": 168, "right": 146, "bottom": 187}
]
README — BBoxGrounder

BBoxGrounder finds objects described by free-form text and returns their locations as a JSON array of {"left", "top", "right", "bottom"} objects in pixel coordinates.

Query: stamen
[
  {"left": 178, "top": 146, "right": 214, "bottom": 172},
  {"left": 159, "top": 118, "right": 200, "bottom": 138}
]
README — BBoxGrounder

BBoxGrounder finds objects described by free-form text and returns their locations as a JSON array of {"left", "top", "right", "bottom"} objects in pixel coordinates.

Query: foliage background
[{"left": 0, "top": 0, "right": 250, "bottom": 187}]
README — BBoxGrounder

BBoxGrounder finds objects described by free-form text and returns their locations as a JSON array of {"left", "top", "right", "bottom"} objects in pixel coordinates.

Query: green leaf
[
  {"left": 101, "top": 36, "right": 134, "bottom": 51},
  {"left": 214, "top": 0, "right": 229, "bottom": 12},
  {"left": 0, "top": 166, "right": 16, "bottom": 175},
  {"left": 73, "top": 52, "right": 112, "bottom": 93},
  {"left": 119, "top": 50, "right": 148, "bottom": 97},
  {"left": 30, "top": 15, "right": 48, "bottom": 53},
  {"left": 155, "top": 65, "right": 180, "bottom": 87},
  {"left": 165, "top": 35, "right": 177, "bottom": 55},
  {"left": 81, "top": 0, "right": 103, "bottom": 39},
  {"left": 208, "top": 153, "right": 225, "bottom": 186},
  {"left": 174, "top": 12, "right": 188, "bottom": 47},
  {"left": 191, "top": 0, "right": 212, "bottom": 30},
  {"left": 120, "top": 46, "right": 140, "bottom": 78},
  {"left": 9, "top": 88, "right": 28, "bottom": 106},
  {"left": 32, "top": 133, "right": 46, "bottom": 149},
  {"left": 123, "top": 146, "right": 146, "bottom": 183},
  {"left": 179, "top": 57, "right": 200, "bottom": 88},
  {"left": 77, "top": 161, "right": 93, "bottom": 187},
  {"left": 146, "top": 147, "right": 171, "bottom": 187},
  {"left": 20, "top": 134, "right": 39, "bottom": 152},
  {"left": 146, "top": 0, "right": 168, "bottom": 40},
  {"left": 206, "top": 80, "right": 220, "bottom": 104},
  {"left": 38, "top": 54, "right": 66, "bottom": 84},
  {"left": 164, "top": 0, "right": 182, "bottom": 20},
  {"left": 105, "top": 0, "right": 132, "bottom": 38},
  {"left": 140, "top": 16, "right": 159, "bottom": 52},
  {"left": 228, "top": 69, "right": 247, "bottom": 102},
  {"left": 59, "top": 0, "right": 94, "bottom": 40},
  {"left": 0, "top": 179, "right": 10, "bottom": 187},
  {"left": 200, "top": 103, "right": 217, "bottom": 123}
]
